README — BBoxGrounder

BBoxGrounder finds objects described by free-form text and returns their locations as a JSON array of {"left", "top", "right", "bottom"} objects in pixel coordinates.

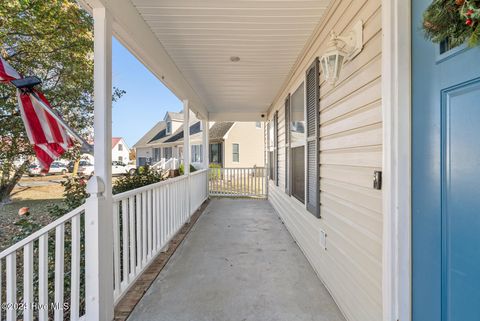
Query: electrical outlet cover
[{"left": 319, "top": 229, "right": 327, "bottom": 250}]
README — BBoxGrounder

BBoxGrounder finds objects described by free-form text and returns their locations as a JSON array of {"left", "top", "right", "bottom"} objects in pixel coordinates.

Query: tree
[
  {"left": 0, "top": 1, "right": 123, "bottom": 203},
  {"left": 129, "top": 149, "right": 136, "bottom": 161}
]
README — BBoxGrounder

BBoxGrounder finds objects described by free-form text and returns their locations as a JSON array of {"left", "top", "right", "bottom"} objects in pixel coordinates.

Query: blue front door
[{"left": 412, "top": 1, "right": 480, "bottom": 321}]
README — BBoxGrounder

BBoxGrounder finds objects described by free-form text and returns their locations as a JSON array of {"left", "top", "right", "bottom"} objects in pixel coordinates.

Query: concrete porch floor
[{"left": 127, "top": 199, "right": 346, "bottom": 321}]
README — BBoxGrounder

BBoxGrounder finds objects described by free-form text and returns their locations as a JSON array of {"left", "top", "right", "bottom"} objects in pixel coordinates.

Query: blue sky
[{"left": 112, "top": 38, "right": 182, "bottom": 147}]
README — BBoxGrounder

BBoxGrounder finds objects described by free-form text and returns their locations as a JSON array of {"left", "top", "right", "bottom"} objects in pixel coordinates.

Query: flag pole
[{"left": 27, "top": 91, "right": 94, "bottom": 153}]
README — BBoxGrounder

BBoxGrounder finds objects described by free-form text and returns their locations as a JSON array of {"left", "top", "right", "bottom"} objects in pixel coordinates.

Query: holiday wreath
[{"left": 423, "top": 0, "right": 480, "bottom": 47}]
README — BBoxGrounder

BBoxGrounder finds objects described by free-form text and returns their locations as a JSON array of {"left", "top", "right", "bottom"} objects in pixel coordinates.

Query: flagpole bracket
[{"left": 10, "top": 76, "right": 42, "bottom": 90}]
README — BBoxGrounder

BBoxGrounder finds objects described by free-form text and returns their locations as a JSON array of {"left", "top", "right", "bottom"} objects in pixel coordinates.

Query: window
[
  {"left": 232, "top": 144, "right": 239, "bottom": 162},
  {"left": 118, "top": 156, "right": 123, "bottom": 162},
  {"left": 166, "top": 121, "right": 172, "bottom": 135},
  {"left": 191, "top": 145, "right": 202, "bottom": 163},
  {"left": 290, "top": 83, "right": 305, "bottom": 203},
  {"left": 210, "top": 143, "right": 222, "bottom": 165},
  {"left": 255, "top": 121, "right": 261, "bottom": 128},
  {"left": 118, "top": 144, "right": 123, "bottom": 151},
  {"left": 153, "top": 148, "right": 161, "bottom": 162},
  {"left": 164, "top": 147, "right": 172, "bottom": 159}
]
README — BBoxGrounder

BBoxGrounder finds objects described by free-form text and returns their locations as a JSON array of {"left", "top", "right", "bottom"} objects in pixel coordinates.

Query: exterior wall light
[{"left": 320, "top": 20, "right": 363, "bottom": 86}]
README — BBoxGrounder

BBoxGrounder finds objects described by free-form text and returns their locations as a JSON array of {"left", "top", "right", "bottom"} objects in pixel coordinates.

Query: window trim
[
  {"left": 232, "top": 143, "right": 240, "bottom": 163},
  {"left": 166, "top": 121, "right": 172, "bottom": 135},
  {"left": 285, "top": 94, "right": 292, "bottom": 196}
]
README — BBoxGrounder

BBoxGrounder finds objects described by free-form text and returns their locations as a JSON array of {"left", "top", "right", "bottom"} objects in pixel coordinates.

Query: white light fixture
[{"left": 320, "top": 20, "right": 363, "bottom": 86}]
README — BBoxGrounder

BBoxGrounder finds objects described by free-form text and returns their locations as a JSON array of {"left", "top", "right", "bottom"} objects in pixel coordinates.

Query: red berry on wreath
[
  {"left": 466, "top": 18, "right": 474, "bottom": 26},
  {"left": 466, "top": 9, "right": 474, "bottom": 16}
]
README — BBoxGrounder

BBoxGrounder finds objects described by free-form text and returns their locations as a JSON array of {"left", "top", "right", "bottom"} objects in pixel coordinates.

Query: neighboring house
[
  {"left": 111, "top": 137, "right": 130, "bottom": 164},
  {"left": 210, "top": 121, "right": 265, "bottom": 168},
  {"left": 133, "top": 111, "right": 186, "bottom": 167},
  {"left": 133, "top": 112, "right": 265, "bottom": 168}
]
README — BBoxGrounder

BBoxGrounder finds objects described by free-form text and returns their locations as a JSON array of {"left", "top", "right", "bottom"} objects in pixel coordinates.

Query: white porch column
[
  {"left": 201, "top": 117, "right": 209, "bottom": 199},
  {"left": 202, "top": 118, "right": 209, "bottom": 169},
  {"left": 85, "top": 7, "right": 114, "bottom": 321},
  {"left": 183, "top": 100, "right": 190, "bottom": 175}
]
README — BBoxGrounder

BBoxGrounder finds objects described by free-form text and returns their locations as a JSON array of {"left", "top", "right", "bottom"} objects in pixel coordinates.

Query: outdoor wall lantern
[{"left": 320, "top": 20, "right": 363, "bottom": 86}]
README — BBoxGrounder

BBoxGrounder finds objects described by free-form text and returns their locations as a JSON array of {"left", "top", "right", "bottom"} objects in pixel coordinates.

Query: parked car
[
  {"left": 48, "top": 161, "right": 68, "bottom": 175},
  {"left": 112, "top": 161, "right": 136, "bottom": 176},
  {"left": 28, "top": 163, "right": 44, "bottom": 176},
  {"left": 77, "top": 160, "right": 95, "bottom": 177}
]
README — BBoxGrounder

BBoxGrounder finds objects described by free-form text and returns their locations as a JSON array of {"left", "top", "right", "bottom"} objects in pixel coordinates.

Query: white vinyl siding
[{"left": 267, "top": 0, "right": 382, "bottom": 321}]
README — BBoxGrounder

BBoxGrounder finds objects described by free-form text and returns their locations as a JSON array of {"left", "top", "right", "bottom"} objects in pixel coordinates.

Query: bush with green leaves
[
  {"left": 209, "top": 163, "right": 221, "bottom": 179},
  {"left": 112, "top": 166, "right": 165, "bottom": 194},
  {"left": 179, "top": 163, "right": 197, "bottom": 175},
  {"left": 48, "top": 176, "right": 88, "bottom": 218}
]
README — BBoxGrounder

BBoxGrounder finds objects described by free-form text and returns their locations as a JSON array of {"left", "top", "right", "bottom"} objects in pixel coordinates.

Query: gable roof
[
  {"left": 112, "top": 137, "right": 122, "bottom": 149},
  {"left": 165, "top": 121, "right": 202, "bottom": 143},
  {"left": 209, "top": 122, "right": 234, "bottom": 141},
  {"left": 132, "top": 121, "right": 167, "bottom": 148},
  {"left": 165, "top": 111, "right": 183, "bottom": 121}
]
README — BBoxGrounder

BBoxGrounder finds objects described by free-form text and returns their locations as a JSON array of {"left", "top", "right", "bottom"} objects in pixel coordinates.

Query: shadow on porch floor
[{"left": 127, "top": 198, "right": 345, "bottom": 321}]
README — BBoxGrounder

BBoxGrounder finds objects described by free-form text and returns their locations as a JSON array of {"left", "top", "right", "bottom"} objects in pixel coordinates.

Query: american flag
[
  {"left": 0, "top": 57, "right": 21, "bottom": 82},
  {"left": 1, "top": 57, "right": 76, "bottom": 172}
]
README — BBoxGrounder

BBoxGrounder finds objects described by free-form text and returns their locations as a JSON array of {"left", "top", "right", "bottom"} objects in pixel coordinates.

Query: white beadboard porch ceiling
[{"left": 130, "top": 0, "right": 331, "bottom": 114}]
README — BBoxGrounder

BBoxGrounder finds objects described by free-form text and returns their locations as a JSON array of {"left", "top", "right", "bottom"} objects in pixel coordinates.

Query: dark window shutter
[
  {"left": 274, "top": 111, "right": 279, "bottom": 186},
  {"left": 305, "top": 58, "right": 320, "bottom": 218},
  {"left": 285, "top": 94, "right": 291, "bottom": 195}
]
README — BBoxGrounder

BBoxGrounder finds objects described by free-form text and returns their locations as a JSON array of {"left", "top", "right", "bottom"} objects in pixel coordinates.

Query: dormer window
[{"left": 166, "top": 121, "right": 172, "bottom": 135}]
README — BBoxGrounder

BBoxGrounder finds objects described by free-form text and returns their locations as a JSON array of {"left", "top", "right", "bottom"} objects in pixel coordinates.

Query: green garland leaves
[{"left": 423, "top": 0, "right": 480, "bottom": 47}]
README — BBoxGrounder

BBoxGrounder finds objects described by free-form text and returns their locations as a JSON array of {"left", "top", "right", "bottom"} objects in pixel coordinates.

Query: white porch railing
[
  {"left": 151, "top": 157, "right": 165, "bottom": 170},
  {"left": 151, "top": 158, "right": 180, "bottom": 171},
  {"left": 111, "top": 168, "right": 208, "bottom": 303},
  {"left": 0, "top": 205, "right": 86, "bottom": 321},
  {"left": 190, "top": 169, "right": 209, "bottom": 213},
  {"left": 208, "top": 167, "right": 267, "bottom": 198},
  {"left": 0, "top": 169, "right": 209, "bottom": 321}
]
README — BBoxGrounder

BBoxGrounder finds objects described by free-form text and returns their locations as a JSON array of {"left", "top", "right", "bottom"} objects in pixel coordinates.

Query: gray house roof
[
  {"left": 165, "top": 121, "right": 202, "bottom": 143},
  {"left": 209, "top": 122, "right": 234, "bottom": 141},
  {"left": 133, "top": 120, "right": 166, "bottom": 148}
]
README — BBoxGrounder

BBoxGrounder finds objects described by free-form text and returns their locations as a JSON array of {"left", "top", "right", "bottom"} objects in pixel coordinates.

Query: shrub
[
  {"left": 209, "top": 163, "right": 221, "bottom": 179},
  {"left": 179, "top": 164, "right": 197, "bottom": 175},
  {"left": 112, "top": 166, "right": 164, "bottom": 194},
  {"left": 48, "top": 176, "right": 88, "bottom": 217}
]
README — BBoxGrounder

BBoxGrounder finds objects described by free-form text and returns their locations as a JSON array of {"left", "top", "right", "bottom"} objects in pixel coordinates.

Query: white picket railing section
[
  {"left": 163, "top": 158, "right": 179, "bottom": 171},
  {"left": 151, "top": 158, "right": 166, "bottom": 170},
  {"left": 111, "top": 169, "right": 208, "bottom": 303},
  {"left": 151, "top": 157, "right": 180, "bottom": 171},
  {"left": 0, "top": 205, "right": 86, "bottom": 321},
  {"left": 190, "top": 169, "right": 209, "bottom": 213},
  {"left": 0, "top": 168, "right": 209, "bottom": 320},
  {"left": 209, "top": 167, "right": 267, "bottom": 198}
]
